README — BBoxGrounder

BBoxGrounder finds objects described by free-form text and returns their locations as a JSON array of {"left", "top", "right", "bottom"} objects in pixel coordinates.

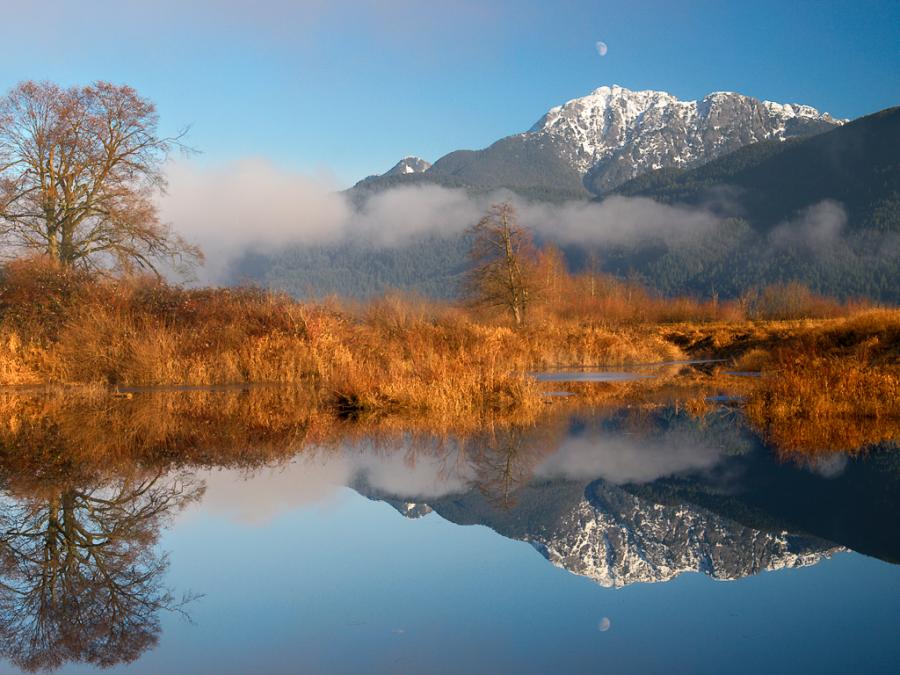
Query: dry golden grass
[
  {"left": 744, "top": 342, "right": 900, "bottom": 455},
  {"left": 0, "top": 258, "right": 896, "bottom": 433},
  {"left": 730, "top": 309, "right": 900, "bottom": 455},
  {"left": 0, "top": 261, "right": 691, "bottom": 416},
  {"left": 0, "top": 386, "right": 325, "bottom": 481}
]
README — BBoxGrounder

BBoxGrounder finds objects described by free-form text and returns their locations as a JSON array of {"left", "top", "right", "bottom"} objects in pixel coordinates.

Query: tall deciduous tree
[
  {"left": 0, "top": 81, "right": 201, "bottom": 274},
  {"left": 464, "top": 202, "right": 539, "bottom": 325}
]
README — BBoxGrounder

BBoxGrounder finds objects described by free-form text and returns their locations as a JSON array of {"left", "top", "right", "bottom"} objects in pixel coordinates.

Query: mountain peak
[
  {"left": 355, "top": 85, "right": 843, "bottom": 198},
  {"left": 586, "top": 84, "right": 637, "bottom": 97},
  {"left": 535, "top": 85, "right": 677, "bottom": 128},
  {"left": 384, "top": 156, "right": 432, "bottom": 176},
  {"left": 533, "top": 488, "right": 842, "bottom": 588},
  {"left": 527, "top": 85, "right": 842, "bottom": 190}
]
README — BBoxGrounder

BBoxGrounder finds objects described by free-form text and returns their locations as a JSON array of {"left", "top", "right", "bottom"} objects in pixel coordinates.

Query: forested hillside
[
  {"left": 592, "top": 106, "right": 900, "bottom": 299},
  {"left": 229, "top": 233, "right": 472, "bottom": 299},
  {"left": 237, "top": 107, "right": 899, "bottom": 302}
]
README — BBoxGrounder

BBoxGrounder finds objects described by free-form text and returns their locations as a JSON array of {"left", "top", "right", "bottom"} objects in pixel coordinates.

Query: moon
[
  {"left": 598, "top": 617, "right": 611, "bottom": 631},
  {"left": 596, "top": 41, "right": 608, "bottom": 57}
]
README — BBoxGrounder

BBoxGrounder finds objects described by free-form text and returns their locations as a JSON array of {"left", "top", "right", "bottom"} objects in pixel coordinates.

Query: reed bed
[
  {"left": 743, "top": 310, "right": 900, "bottom": 454},
  {"left": 0, "top": 258, "right": 896, "bottom": 432},
  {"left": 0, "top": 260, "right": 693, "bottom": 415}
]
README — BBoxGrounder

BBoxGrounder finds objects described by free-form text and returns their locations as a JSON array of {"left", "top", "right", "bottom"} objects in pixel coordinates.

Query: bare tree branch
[
  {"left": 463, "top": 202, "right": 540, "bottom": 326},
  {"left": 0, "top": 81, "right": 202, "bottom": 275}
]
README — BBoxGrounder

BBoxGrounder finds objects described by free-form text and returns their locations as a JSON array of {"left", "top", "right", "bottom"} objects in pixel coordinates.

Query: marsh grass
[
  {"left": 743, "top": 310, "right": 900, "bottom": 454},
  {"left": 0, "top": 261, "right": 699, "bottom": 415},
  {"left": 0, "top": 259, "right": 896, "bottom": 434},
  {"left": 746, "top": 356, "right": 900, "bottom": 454}
]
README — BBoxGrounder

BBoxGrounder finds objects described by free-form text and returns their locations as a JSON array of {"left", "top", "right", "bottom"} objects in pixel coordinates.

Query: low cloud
[
  {"left": 185, "top": 428, "right": 727, "bottom": 524},
  {"left": 769, "top": 199, "right": 847, "bottom": 254},
  {"left": 187, "top": 440, "right": 475, "bottom": 525},
  {"left": 519, "top": 195, "right": 722, "bottom": 246},
  {"left": 353, "top": 184, "right": 483, "bottom": 245},
  {"left": 161, "top": 159, "right": 726, "bottom": 283},
  {"left": 160, "top": 159, "right": 350, "bottom": 281}
]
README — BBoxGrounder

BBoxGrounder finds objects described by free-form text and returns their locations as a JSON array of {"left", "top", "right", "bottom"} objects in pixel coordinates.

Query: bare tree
[
  {"left": 464, "top": 202, "right": 539, "bottom": 325},
  {"left": 0, "top": 81, "right": 201, "bottom": 274}
]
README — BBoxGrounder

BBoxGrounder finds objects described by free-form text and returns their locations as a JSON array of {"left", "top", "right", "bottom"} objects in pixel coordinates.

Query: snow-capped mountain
[
  {"left": 529, "top": 85, "right": 842, "bottom": 192},
  {"left": 383, "top": 156, "right": 432, "bottom": 176},
  {"left": 357, "top": 85, "right": 842, "bottom": 196}
]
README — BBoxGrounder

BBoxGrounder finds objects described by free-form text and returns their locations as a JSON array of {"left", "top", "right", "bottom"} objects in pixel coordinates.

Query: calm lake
[{"left": 0, "top": 392, "right": 898, "bottom": 674}]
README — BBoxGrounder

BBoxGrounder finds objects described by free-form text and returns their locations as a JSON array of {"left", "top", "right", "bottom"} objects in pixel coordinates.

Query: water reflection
[
  {"left": 534, "top": 425, "right": 727, "bottom": 484},
  {"left": 0, "top": 389, "right": 896, "bottom": 671},
  {"left": 0, "top": 472, "right": 202, "bottom": 672},
  {"left": 337, "top": 411, "right": 844, "bottom": 587}
]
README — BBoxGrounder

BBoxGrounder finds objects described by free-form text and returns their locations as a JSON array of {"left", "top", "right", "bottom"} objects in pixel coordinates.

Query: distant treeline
[{"left": 233, "top": 222, "right": 900, "bottom": 303}]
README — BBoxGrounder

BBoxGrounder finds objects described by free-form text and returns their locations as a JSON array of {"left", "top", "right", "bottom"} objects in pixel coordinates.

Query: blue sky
[{"left": 1, "top": 0, "right": 898, "bottom": 185}]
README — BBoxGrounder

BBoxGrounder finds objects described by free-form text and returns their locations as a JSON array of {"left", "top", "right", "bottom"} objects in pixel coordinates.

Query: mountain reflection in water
[{"left": 0, "top": 389, "right": 897, "bottom": 672}]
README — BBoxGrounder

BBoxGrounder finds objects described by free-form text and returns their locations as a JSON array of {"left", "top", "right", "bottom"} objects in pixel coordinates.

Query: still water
[{"left": 0, "top": 394, "right": 898, "bottom": 674}]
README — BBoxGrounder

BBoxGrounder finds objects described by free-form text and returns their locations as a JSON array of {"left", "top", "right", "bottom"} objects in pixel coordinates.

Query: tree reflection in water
[
  {"left": 0, "top": 471, "right": 203, "bottom": 672},
  {"left": 471, "top": 421, "right": 564, "bottom": 508}
]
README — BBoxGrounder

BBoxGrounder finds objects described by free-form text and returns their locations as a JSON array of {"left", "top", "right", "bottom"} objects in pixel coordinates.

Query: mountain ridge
[
  {"left": 235, "top": 98, "right": 897, "bottom": 302},
  {"left": 356, "top": 84, "right": 841, "bottom": 197},
  {"left": 613, "top": 105, "right": 900, "bottom": 232}
]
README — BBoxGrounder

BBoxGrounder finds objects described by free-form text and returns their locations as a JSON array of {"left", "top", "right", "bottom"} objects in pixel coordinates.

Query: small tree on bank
[
  {"left": 0, "top": 81, "right": 200, "bottom": 274},
  {"left": 464, "top": 202, "right": 539, "bottom": 325}
]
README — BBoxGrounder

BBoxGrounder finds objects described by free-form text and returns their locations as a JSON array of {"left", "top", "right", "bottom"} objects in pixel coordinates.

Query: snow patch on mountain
[
  {"left": 384, "top": 156, "right": 432, "bottom": 176},
  {"left": 526, "top": 84, "right": 842, "bottom": 191}
]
